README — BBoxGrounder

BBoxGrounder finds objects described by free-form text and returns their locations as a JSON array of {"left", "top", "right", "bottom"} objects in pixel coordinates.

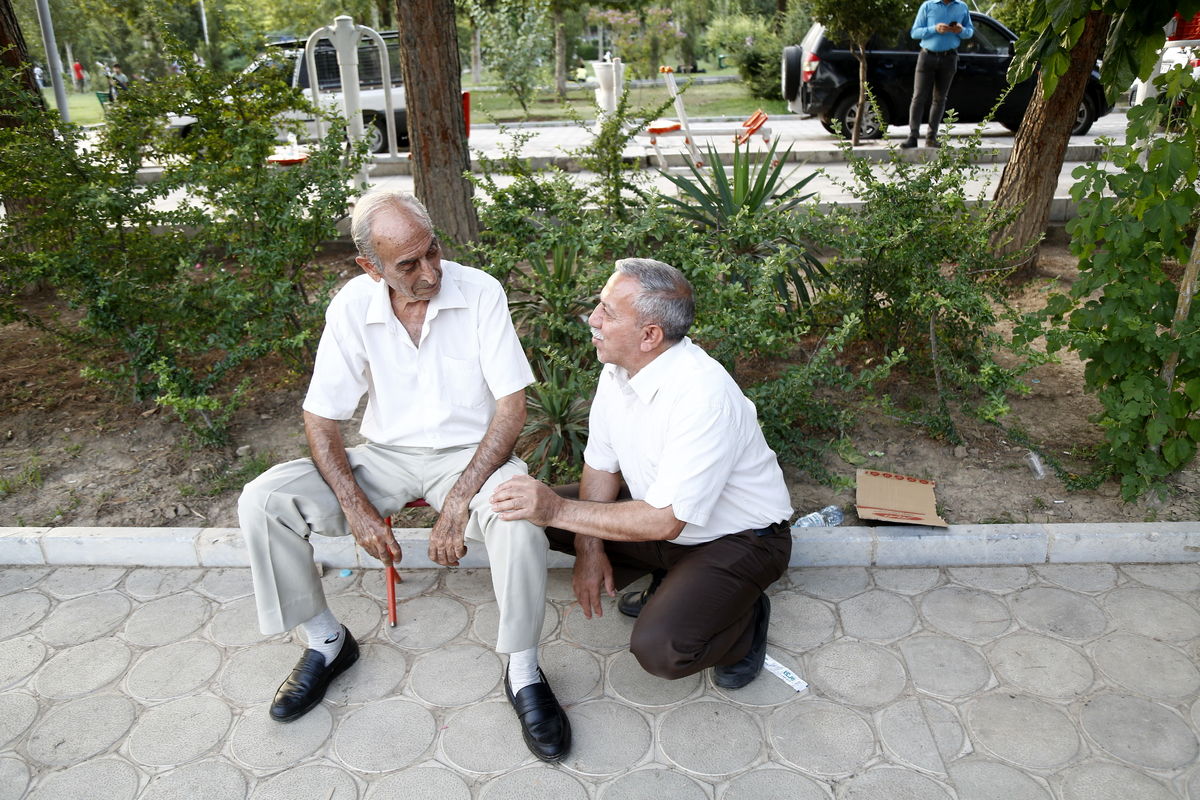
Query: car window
[{"left": 960, "top": 20, "right": 1012, "bottom": 55}]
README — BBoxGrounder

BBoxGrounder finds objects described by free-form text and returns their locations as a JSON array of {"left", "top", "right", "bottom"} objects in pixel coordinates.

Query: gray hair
[
  {"left": 614, "top": 258, "right": 695, "bottom": 342},
  {"left": 350, "top": 190, "right": 433, "bottom": 268}
]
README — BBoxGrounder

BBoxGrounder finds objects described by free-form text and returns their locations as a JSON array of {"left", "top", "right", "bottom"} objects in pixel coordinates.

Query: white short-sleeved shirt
[
  {"left": 303, "top": 260, "right": 534, "bottom": 448},
  {"left": 584, "top": 337, "right": 793, "bottom": 545}
]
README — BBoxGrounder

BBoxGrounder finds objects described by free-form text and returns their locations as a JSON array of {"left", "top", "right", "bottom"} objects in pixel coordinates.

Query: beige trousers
[{"left": 238, "top": 443, "right": 547, "bottom": 653}]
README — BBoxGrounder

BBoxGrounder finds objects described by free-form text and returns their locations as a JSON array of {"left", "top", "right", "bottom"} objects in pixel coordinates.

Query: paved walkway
[{"left": 3, "top": 561, "right": 1200, "bottom": 799}]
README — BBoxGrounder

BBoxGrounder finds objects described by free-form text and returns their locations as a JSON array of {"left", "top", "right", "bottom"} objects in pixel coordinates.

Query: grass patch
[
  {"left": 186, "top": 452, "right": 275, "bottom": 497},
  {"left": 40, "top": 87, "right": 107, "bottom": 125},
  {"left": 0, "top": 459, "right": 44, "bottom": 497}
]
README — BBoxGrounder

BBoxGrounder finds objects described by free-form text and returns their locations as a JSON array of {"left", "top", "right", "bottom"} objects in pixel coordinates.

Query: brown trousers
[{"left": 545, "top": 490, "right": 790, "bottom": 680}]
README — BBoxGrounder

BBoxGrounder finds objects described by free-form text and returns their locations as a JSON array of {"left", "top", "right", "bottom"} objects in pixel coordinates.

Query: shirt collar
[
  {"left": 365, "top": 259, "right": 469, "bottom": 329},
  {"left": 616, "top": 337, "right": 689, "bottom": 404}
]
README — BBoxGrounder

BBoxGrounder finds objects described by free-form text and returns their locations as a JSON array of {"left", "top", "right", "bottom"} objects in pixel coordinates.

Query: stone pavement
[{"left": 3, "top": 560, "right": 1200, "bottom": 799}]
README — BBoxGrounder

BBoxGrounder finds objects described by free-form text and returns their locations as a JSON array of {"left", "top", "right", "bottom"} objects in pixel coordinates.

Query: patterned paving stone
[
  {"left": 1079, "top": 693, "right": 1199, "bottom": 770},
  {"left": 122, "top": 568, "right": 200, "bottom": 600},
  {"left": 946, "top": 760, "right": 1052, "bottom": 800},
  {"left": 898, "top": 635, "right": 991, "bottom": 699},
  {"left": 1058, "top": 761, "right": 1178, "bottom": 800},
  {"left": 410, "top": 643, "right": 501, "bottom": 706},
  {"left": 361, "top": 568, "right": 437, "bottom": 603},
  {"left": 602, "top": 767, "right": 710, "bottom": 800},
  {"left": 440, "top": 699, "right": 528, "bottom": 774},
  {"left": 364, "top": 766, "right": 472, "bottom": 800},
  {"left": 607, "top": 649, "right": 701, "bottom": 707},
  {"left": 1188, "top": 765, "right": 1200, "bottom": 800},
  {"left": 1032, "top": 564, "right": 1119, "bottom": 594},
  {"left": 39, "top": 591, "right": 131, "bottom": 646},
  {"left": 1010, "top": 587, "right": 1108, "bottom": 641},
  {"left": 41, "top": 566, "right": 126, "bottom": 599},
  {"left": 324, "top": 642, "right": 406, "bottom": 705},
  {"left": 806, "top": 640, "right": 907, "bottom": 707},
  {"left": 559, "top": 699, "right": 652, "bottom": 777},
  {"left": 328, "top": 592, "right": 384, "bottom": 639},
  {"left": 711, "top": 653, "right": 806, "bottom": 707},
  {"left": 539, "top": 641, "right": 602, "bottom": 705},
  {"left": 123, "top": 594, "right": 213, "bottom": 646},
  {"left": 838, "top": 590, "right": 918, "bottom": 642},
  {"left": 545, "top": 568, "right": 580, "bottom": 603},
  {"left": 0, "top": 691, "right": 38, "bottom": 748},
  {"left": 383, "top": 595, "right": 470, "bottom": 650},
  {"left": 230, "top": 701, "right": 332, "bottom": 769},
  {"left": 659, "top": 701, "right": 761, "bottom": 777},
  {"left": 26, "top": 694, "right": 136, "bottom": 767},
  {"left": 871, "top": 567, "right": 940, "bottom": 596},
  {"left": 196, "top": 568, "right": 255, "bottom": 602},
  {"left": 138, "top": 759, "right": 248, "bottom": 800},
  {"left": 474, "top": 601, "right": 557, "bottom": 649},
  {"left": 841, "top": 766, "right": 953, "bottom": 799},
  {"left": 126, "top": 695, "right": 232, "bottom": 767},
  {"left": 319, "top": 565, "right": 360, "bottom": 596},
  {"left": 1121, "top": 563, "right": 1200, "bottom": 593},
  {"left": 0, "top": 756, "right": 28, "bottom": 800},
  {"left": 444, "top": 567, "right": 501, "bottom": 604},
  {"left": 334, "top": 697, "right": 437, "bottom": 773},
  {"left": 1104, "top": 586, "right": 1200, "bottom": 642},
  {"left": 722, "top": 767, "right": 832, "bottom": 800},
  {"left": 125, "top": 639, "right": 223, "bottom": 701},
  {"left": 33, "top": 637, "right": 131, "bottom": 699},
  {"left": 920, "top": 587, "right": 1012, "bottom": 642},
  {"left": 0, "top": 592, "right": 51, "bottom": 639},
  {"left": 479, "top": 764, "right": 590, "bottom": 800},
  {"left": 0, "top": 566, "right": 49, "bottom": 596},
  {"left": 987, "top": 633, "right": 1093, "bottom": 700},
  {"left": 965, "top": 694, "right": 1080, "bottom": 770},
  {"left": 1091, "top": 632, "right": 1200, "bottom": 701},
  {"left": 792, "top": 567, "right": 870, "bottom": 600},
  {"left": 768, "top": 592, "right": 837, "bottom": 652},
  {"left": 208, "top": 596, "right": 270, "bottom": 647},
  {"left": 948, "top": 567, "right": 1033, "bottom": 594},
  {"left": 249, "top": 763, "right": 357, "bottom": 800},
  {"left": 24, "top": 757, "right": 140, "bottom": 800},
  {"left": 878, "top": 697, "right": 964, "bottom": 774},
  {"left": 561, "top": 603, "right": 634, "bottom": 653},
  {"left": 216, "top": 641, "right": 304, "bottom": 706},
  {"left": 0, "top": 635, "right": 45, "bottom": 690},
  {"left": 769, "top": 698, "right": 875, "bottom": 777}
]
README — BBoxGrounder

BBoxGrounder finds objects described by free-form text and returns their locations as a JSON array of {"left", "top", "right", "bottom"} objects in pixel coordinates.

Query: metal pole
[
  {"left": 198, "top": 0, "right": 211, "bottom": 46},
  {"left": 33, "top": 0, "right": 70, "bottom": 122}
]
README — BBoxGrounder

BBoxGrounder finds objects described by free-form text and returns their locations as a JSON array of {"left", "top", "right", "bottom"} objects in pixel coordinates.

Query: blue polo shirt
[{"left": 911, "top": 0, "right": 973, "bottom": 52}]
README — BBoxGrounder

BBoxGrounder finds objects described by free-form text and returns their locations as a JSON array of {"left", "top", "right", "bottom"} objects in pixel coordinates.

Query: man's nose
[{"left": 587, "top": 306, "right": 601, "bottom": 327}]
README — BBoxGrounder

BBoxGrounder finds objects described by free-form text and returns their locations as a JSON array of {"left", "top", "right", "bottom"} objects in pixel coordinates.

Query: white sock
[
  {"left": 301, "top": 609, "right": 344, "bottom": 666},
  {"left": 507, "top": 647, "right": 542, "bottom": 694}
]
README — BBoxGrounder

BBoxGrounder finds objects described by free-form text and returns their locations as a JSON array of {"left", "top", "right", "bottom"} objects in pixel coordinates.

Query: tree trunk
[
  {"left": 988, "top": 10, "right": 1110, "bottom": 270},
  {"left": 394, "top": 0, "right": 479, "bottom": 248},
  {"left": 554, "top": 6, "right": 567, "bottom": 101},
  {"left": 851, "top": 45, "right": 866, "bottom": 147}
]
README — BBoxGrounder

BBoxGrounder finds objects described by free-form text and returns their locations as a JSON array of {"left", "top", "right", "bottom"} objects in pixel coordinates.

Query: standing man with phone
[{"left": 902, "top": 0, "right": 973, "bottom": 149}]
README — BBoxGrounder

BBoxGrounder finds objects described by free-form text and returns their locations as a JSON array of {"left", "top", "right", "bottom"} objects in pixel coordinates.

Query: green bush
[
  {"left": 0, "top": 48, "right": 366, "bottom": 445},
  {"left": 701, "top": 14, "right": 782, "bottom": 100}
]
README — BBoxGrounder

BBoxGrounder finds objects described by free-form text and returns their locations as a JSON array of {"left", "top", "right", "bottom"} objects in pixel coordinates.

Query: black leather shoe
[
  {"left": 900, "top": 137, "right": 919, "bottom": 149},
  {"left": 505, "top": 667, "right": 571, "bottom": 762},
  {"left": 713, "top": 594, "right": 770, "bottom": 690},
  {"left": 925, "top": 137, "right": 940, "bottom": 148},
  {"left": 618, "top": 569, "right": 665, "bottom": 618},
  {"left": 269, "top": 626, "right": 359, "bottom": 722}
]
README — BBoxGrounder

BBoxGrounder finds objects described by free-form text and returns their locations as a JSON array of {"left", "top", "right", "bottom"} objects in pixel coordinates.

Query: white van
[{"left": 171, "top": 32, "right": 407, "bottom": 153}]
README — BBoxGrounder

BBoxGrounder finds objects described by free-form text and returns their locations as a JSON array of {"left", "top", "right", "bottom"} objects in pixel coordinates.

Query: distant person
[
  {"left": 71, "top": 60, "right": 85, "bottom": 92},
  {"left": 33, "top": 64, "right": 43, "bottom": 88},
  {"left": 108, "top": 63, "right": 129, "bottom": 100},
  {"left": 902, "top": 0, "right": 973, "bottom": 148}
]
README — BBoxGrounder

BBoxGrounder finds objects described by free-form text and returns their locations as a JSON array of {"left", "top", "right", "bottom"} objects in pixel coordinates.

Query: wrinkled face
[
  {"left": 359, "top": 210, "right": 442, "bottom": 303},
  {"left": 587, "top": 271, "right": 648, "bottom": 371}
]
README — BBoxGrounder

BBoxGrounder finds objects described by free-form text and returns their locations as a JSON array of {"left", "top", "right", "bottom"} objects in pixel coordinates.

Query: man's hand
[
  {"left": 935, "top": 22, "right": 950, "bottom": 33},
  {"left": 574, "top": 539, "right": 615, "bottom": 619},
  {"left": 490, "top": 474, "right": 561, "bottom": 527},
  {"left": 428, "top": 505, "right": 469, "bottom": 567},
  {"left": 346, "top": 505, "right": 403, "bottom": 566}
]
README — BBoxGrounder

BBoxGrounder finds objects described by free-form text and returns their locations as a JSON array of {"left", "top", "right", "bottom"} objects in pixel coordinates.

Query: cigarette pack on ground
[{"left": 855, "top": 469, "right": 948, "bottom": 527}]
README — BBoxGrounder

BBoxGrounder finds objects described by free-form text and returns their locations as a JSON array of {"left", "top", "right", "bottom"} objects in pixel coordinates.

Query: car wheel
[
  {"left": 832, "top": 95, "right": 887, "bottom": 139},
  {"left": 364, "top": 114, "right": 387, "bottom": 153},
  {"left": 1070, "top": 94, "right": 1097, "bottom": 136},
  {"left": 782, "top": 45, "right": 802, "bottom": 102},
  {"left": 820, "top": 116, "right": 838, "bottom": 135}
]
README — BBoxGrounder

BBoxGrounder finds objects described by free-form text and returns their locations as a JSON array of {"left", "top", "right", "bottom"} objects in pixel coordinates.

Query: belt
[
  {"left": 752, "top": 521, "right": 789, "bottom": 537},
  {"left": 921, "top": 47, "right": 958, "bottom": 54}
]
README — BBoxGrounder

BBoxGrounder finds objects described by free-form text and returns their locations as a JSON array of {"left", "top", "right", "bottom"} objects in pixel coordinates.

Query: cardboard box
[{"left": 855, "top": 469, "right": 948, "bottom": 527}]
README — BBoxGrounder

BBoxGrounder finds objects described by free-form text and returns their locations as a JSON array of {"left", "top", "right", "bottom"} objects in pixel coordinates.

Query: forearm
[
  {"left": 552, "top": 493, "right": 684, "bottom": 543},
  {"left": 443, "top": 390, "right": 525, "bottom": 511},
  {"left": 574, "top": 465, "right": 621, "bottom": 553},
  {"left": 304, "top": 410, "right": 375, "bottom": 517}
]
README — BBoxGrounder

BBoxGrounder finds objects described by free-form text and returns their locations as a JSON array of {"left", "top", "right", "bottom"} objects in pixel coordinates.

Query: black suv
[{"left": 782, "top": 12, "right": 1112, "bottom": 139}]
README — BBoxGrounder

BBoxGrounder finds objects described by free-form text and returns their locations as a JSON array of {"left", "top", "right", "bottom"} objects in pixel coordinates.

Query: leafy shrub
[{"left": 702, "top": 14, "right": 782, "bottom": 99}]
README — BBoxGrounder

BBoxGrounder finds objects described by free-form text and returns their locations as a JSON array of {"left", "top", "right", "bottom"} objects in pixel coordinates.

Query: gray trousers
[
  {"left": 238, "top": 443, "right": 548, "bottom": 653},
  {"left": 908, "top": 48, "right": 958, "bottom": 139}
]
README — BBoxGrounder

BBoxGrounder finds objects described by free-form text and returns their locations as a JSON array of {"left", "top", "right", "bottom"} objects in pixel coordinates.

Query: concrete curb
[{"left": 2, "top": 522, "right": 1197, "bottom": 570}]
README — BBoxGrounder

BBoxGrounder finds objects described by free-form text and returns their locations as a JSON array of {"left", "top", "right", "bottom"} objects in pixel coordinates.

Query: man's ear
[
  {"left": 356, "top": 255, "right": 382, "bottom": 281},
  {"left": 640, "top": 324, "right": 665, "bottom": 352}
]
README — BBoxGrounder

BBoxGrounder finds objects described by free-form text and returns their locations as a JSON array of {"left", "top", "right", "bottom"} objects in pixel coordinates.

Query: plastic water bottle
[
  {"left": 1024, "top": 450, "right": 1047, "bottom": 480},
  {"left": 794, "top": 505, "right": 844, "bottom": 528}
]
